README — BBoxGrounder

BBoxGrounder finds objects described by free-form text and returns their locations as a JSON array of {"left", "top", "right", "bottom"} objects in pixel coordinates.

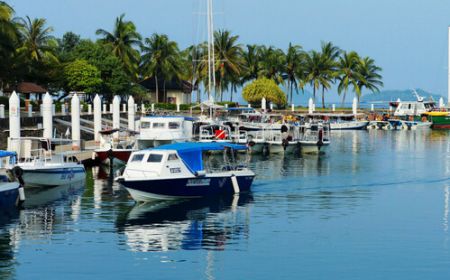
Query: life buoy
[{"left": 214, "top": 129, "right": 227, "bottom": 139}]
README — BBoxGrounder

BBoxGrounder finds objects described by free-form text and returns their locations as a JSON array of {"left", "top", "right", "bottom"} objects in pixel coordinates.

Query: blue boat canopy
[
  {"left": 0, "top": 150, "right": 16, "bottom": 158},
  {"left": 153, "top": 142, "right": 247, "bottom": 173}
]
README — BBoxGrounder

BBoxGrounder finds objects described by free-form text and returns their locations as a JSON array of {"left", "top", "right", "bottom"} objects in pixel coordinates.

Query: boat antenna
[{"left": 412, "top": 89, "right": 424, "bottom": 102}]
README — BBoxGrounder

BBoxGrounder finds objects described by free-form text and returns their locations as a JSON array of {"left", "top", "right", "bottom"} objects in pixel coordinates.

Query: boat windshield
[{"left": 147, "top": 154, "right": 163, "bottom": 163}]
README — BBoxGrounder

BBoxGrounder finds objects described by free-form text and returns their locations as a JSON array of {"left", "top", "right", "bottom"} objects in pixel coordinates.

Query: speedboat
[
  {"left": 9, "top": 137, "right": 86, "bottom": 187},
  {"left": 299, "top": 122, "right": 331, "bottom": 154},
  {"left": 116, "top": 142, "right": 255, "bottom": 202},
  {"left": 0, "top": 151, "right": 25, "bottom": 208},
  {"left": 94, "top": 128, "right": 138, "bottom": 165},
  {"left": 306, "top": 113, "right": 369, "bottom": 130}
]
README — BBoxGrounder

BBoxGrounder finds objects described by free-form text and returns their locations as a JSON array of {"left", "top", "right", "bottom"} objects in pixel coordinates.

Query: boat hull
[
  {"left": 121, "top": 174, "right": 255, "bottom": 202},
  {"left": 20, "top": 165, "right": 86, "bottom": 187},
  {"left": 428, "top": 115, "right": 450, "bottom": 129},
  {"left": 95, "top": 149, "right": 134, "bottom": 165},
  {"left": 330, "top": 121, "right": 369, "bottom": 130},
  {"left": 300, "top": 142, "right": 329, "bottom": 154},
  {"left": 0, "top": 182, "right": 20, "bottom": 208}
]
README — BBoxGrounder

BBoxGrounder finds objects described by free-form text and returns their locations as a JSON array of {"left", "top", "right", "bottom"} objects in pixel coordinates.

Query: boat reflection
[
  {"left": 116, "top": 194, "right": 253, "bottom": 252},
  {"left": 23, "top": 182, "right": 84, "bottom": 208}
]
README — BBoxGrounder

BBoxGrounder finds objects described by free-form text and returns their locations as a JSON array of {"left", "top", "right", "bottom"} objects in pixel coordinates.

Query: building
[{"left": 139, "top": 76, "right": 194, "bottom": 104}]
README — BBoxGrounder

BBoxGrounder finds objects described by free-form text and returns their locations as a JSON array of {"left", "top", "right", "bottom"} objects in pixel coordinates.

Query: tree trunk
[
  {"left": 341, "top": 90, "right": 347, "bottom": 107},
  {"left": 321, "top": 86, "right": 325, "bottom": 109},
  {"left": 155, "top": 76, "right": 159, "bottom": 103}
]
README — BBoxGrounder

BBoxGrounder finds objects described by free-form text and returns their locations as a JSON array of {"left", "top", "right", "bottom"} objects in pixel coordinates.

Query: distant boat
[
  {"left": 94, "top": 128, "right": 138, "bottom": 165},
  {"left": 116, "top": 142, "right": 255, "bottom": 202},
  {"left": 137, "top": 116, "right": 195, "bottom": 148}
]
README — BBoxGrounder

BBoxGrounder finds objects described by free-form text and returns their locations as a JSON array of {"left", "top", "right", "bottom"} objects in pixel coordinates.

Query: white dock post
[
  {"left": 87, "top": 104, "right": 92, "bottom": 115},
  {"left": 352, "top": 97, "right": 358, "bottom": 115},
  {"left": 102, "top": 103, "right": 107, "bottom": 114},
  {"left": 371, "top": 104, "right": 374, "bottom": 111},
  {"left": 176, "top": 103, "right": 180, "bottom": 112},
  {"left": 270, "top": 103, "right": 274, "bottom": 110},
  {"left": 61, "top": 103, "right": 66, "bottom": 115},
  {"left": 128, "top": 96, "right": 135, "bottom": 131},
  {"left": 135, "top": 104, "right": 138, "bottom": 113},
  {"left": 261, "top": 97, "right": 266, "bottom": 111},
  {"left": 308, "top": 98, "right": 314, "bottom": 114},
  {"left": 141, "top": 103, "right": 145, "bottom": 114},
  {"left": 113, "top": 95, "right": 120, "bottom": 140},
  {"left": 0, "top": 104, "right": 4, "bottom": 118},
  {"left": 247, "top": 104, "right": 251, "bottom": 108},
  {"left": 9, "top": 91, "right": 20, "bottom": 139},
  {"left": 71, "top": 94, "right": 81, "bottom": 149},
  {"left": 122, "top": 103, "right": 126, "bottom": 113},
  {"left": 225, "top": 104, "right": 228, "bottom": 108},
  {"left": 43, "top": 92, "right": 53, "bottom": 139},
  {"left": 27, "top": 104, "right": 32, "bottom": 117},
  {"left": 291, "top": 103, "right": 295, "bottom": 112},
  {"left": 439, "top": 97, "right": 445, "bottom": 109},
  {"left": 40, "top": 104, "right": 43, "bottom": 116},
  {"left": 448, "top": 26, "right": 450, "bottom": 106},
  {"left": 151, "top": 103, "right": 155, "bottom": 112},
  {"left": 110, "top": 103, "right": 113, "bottom": 114},
  {"left": 94, "top": 95, "right": 102, "bottom": 142},
  {"left": 332, "top": 104, "right": 336, "bottom": 111}
]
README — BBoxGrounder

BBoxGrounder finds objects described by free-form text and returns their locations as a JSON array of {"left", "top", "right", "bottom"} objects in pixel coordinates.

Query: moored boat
[
  {"left": 299, "top": 122, "right": 331, "bottom": 154},
  {"left": 0, "top": 151, "right": 25, "bottom": 208},
  {"left": 116, "top": 142, "right": 255, "bottom": 202},
  {"left": 94, "top": 128, "right": 138, "bottom": 165}
]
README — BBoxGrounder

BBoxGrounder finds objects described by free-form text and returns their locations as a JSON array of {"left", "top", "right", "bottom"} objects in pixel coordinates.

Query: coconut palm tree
[
  {"left": 141, "top": 33, "right": 183, "bottom": 103},
  {"left": 284, "top": 43, "right": 304, "bottom": 104},
  {"left": 337, "top": 51, "right": 362, "bottom": 105},
  {"left": 16, "top": 16, "right": 58, "bottom": 63},
  {"left": 242, "top": 44, "right": 261, "bottom": 83},
  {"left": 0, "top": 1, "right": 18, "bottom": 88},
  {"left": 304, "top": 50, "right": 332, "bottom": 104},
  {"left": 258, "top": 46, "right": 285, "bottom": 84},
  {"left": 356, "top": 56, "right": 383, "bottom": 101},
  {"left": 96, "top": 14, "right": 142, "bottom": 77},
  {"left": 212, "top": 30, "right": 243, "bottom": 101},
  {"left": 183, "top": 44, "right": 205, "bottom": 103},
  {"left": 318, "top": 42, "right": 340, "bottom": 108}
]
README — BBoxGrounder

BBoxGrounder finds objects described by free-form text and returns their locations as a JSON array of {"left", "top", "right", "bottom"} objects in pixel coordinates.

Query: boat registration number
[{"left": 186, "top": 179, "right": 210, "bottom": 187}]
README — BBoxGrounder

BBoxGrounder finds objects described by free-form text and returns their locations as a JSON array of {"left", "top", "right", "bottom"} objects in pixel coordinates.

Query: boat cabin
[
  {"left": 137, "top": 116, "right": 194, "bottom": 148},
  {"left": 393, "top": 101, "right": 435, "bottom": 117}
]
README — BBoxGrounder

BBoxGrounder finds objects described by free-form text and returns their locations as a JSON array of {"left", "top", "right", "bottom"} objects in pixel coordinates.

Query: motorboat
[
  {"left": 137, "top": 116, "right": 194, "bottom": 148},
  {"left": 0, "top": 151, "right": 25, "bottom": 208},
  {"left": 8, "top": 137, "right": 86, "bottom": 187},
  {"left": 299, "top": 122, "right": 331, "bottom": 154},
  {"left": 305, "top": 113, "right": 369, "bottom": 130},
  {"left": 116, "top": 142, "right": 255, "bottom": 202},
  {"left": 94, "top": 128, "right": 138, "bottom": 165},
  {"left": 265, "top": 124, "right": 299, "bottom": 154},
  {"left": 197, "top": 124, "right": 233, "bottom": 143}
]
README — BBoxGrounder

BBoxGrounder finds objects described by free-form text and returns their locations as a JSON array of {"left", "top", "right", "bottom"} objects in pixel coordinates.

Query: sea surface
[{"left": 2, "top": 130, "right": 450, "bottom": 279}]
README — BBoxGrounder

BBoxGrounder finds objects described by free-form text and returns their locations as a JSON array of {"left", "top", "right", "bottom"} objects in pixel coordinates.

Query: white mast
[
  {"left": 206, "top": 0, "right": 212, "bottom": 98},
  {"left": 206, "top": 0, "right": 216, "bottom": 119},
  {"left": 448, "top": 26, "right": 450, "bottom": 106}
]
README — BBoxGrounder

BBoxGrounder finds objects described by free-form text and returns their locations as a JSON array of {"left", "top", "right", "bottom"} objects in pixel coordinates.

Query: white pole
[
  {"left": 440, "top": 97, "right": 445, "bottom": 109},
  {"left": 71, "top": 94, "right": 81, "bottom": 149},
  {"left": 94, "top": 95, "right": 102, "bottom": 142},
  {"left": 151, "top": 103, "right": 155, "bottom": 112},
  {"left": 52, "top": 104, "right": 56, "bottom": 115},
  {"left": 43, "top": 92, "right": 53, "bottom": 139},
  {"left": 135, "top": 104, "right": 138, "bottom": 113},
  {"left": 291, "top": 103, "right": 295, "bottom": 112},
  {"left": 110, "top": 103, "right": 113, "bottom": 114},
  {"left": 102, "top": 103, "right": 107, "bottom": 114},
  {"left": 112, "top": 95, "right": 120, "bottom": 140},
  {"left": 261, "top": 97, "right": 266, "bottom": 111},
  {"left": 9, "top": 91, "right": 20, "bottom": 139},
  {"left": 0, "top": 104, "right": 4, "bottom": 118},
  {"left": 332, "top": 104, "right": 336, "bottom": 112},
  {"left": 247, "top": 104, "right": 251, "bottom": 108},
  {"left": 176, "top": 103, "right": 180, "bottom": 112},
  {"left": 448, "top": 26, "right": 450, "bottom": 106},
  {"left": 371, "top": 104, "right": 374, "bottom": 111},
  {"left": 270, "top": 103, "right": 274, "bottom": 110},
  {"left": 88, "top": 104, "right": 92, "bottom": 115},
  {"left": 27, "top": 104, "right": 32, "bottom": 117},
  {"left": 352, "top": 97, "right": 358, "bottom": 115},
  {"left": 308, "top": 98, "right": 314, "bottom": 114},
  {"left": 141, "top": 103, "right": 145, "bottom": 115},
  {"left": 40, "top": 104, "right": 43, "bottom": 116},
  {"left": 122, "top": 103, "right": 126, "bottom": 113},
  {"left": 61, "top": 103, "right": 66, "bottom": 115},
  {"left": 128, "top": 96, "right": 135, "bottom": 131}
]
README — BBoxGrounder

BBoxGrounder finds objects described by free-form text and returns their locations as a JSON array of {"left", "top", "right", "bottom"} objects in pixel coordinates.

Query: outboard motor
[
  {"left": 317, "top": 129, "right": 324, "bottom": 147},
  {"left": 11, "top": 166, "right": 25, "bottom": 205}
]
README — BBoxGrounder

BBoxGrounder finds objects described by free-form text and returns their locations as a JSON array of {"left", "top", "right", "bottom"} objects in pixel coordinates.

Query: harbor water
[{"left": 2, "top": 130, "right": 450, "bottom": 279}]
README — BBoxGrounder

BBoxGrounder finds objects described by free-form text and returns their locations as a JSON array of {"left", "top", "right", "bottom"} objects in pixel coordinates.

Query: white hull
[
  {"left": 19, "top": 164, "right": 86, "bottom": 187},
  {"left": 300, "top": 142, "right": 329, "bottom": 154},
  {"left": 330, "top": 120, "right": 369, "bottom": 130},
  {"left": 126, "top": 188, "right": 201, "bottom": 202}
]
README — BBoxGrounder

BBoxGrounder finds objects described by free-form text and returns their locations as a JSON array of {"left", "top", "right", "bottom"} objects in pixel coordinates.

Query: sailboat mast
[
  {"left": 206, "top": 0, "right": 212, "bottom": 98},
  {"left": 209, "top": 0, "right": 216, "bottom": 92}
]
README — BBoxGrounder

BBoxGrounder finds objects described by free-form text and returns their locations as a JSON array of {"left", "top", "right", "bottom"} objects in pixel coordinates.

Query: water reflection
[{"left": 116, "top": 194, "right": 253, "bottom": 252}]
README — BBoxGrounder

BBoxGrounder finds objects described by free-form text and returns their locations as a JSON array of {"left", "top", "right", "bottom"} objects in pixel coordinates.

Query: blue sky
[{"left": 7, "top": 0, "right": 450, "bottom": 102}]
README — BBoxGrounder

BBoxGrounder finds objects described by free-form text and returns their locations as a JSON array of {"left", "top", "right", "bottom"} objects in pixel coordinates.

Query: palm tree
[
  {"left": 318, "top": 42, "right": 340, "bottom": 108},
  {"left": 258, "top": 46, "right": 285, "bottom": 84},
  {"left": 284, "top": 43, "right": 304, "bottom": 104},
  {"left": 16, "top": 16, "right": 57, "bottom": 63},
  {"left": 356, "top": 56, "right": 383, "bottom": 101},
  {"left": 183, "top": 44, "right": 205, "bottom": 103},
  {"left": 141, "top": 33, "right": 183, "bottom": 103},
  {"left": 242, "top": 44, "right": 261, "bottom": 82},
  {"left": 0, "top": 1, "right": 18, "bottom": 88},
  {"left": 96, "top": 14, "right": 142, "bottom": 77},
  {"left": 304, "top": 51, "right": 325, "bottom": 103},
  {"left": 213, "top": 30, "right": 243, "bottom": 101},
  {"left": 337, "top": 51, "right": 362, "bottom": 105}
]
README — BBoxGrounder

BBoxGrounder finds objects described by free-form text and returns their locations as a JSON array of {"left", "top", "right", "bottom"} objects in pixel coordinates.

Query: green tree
[
  {"left": 96, "top": 14, "right": 142, "bottom": 77},
  {"left": 57, "top": 31, "right": 80, "bottom": 61},
  {"left": 242, "top": 44, "right": 261, "bottom": 82},
  {"left": 182, "top": 44, "right": 205, "bottom": 103},
  {"left": 356, "top": 56, "right": 383, "bottom": 101},
  {"left": 337, "top": 51, "right": 362, "bottom": 105},
  {"left": 284, "top": 43, "right": 304, "bottom": 104},
  {"left": 64, "top": 59, "right": 102, "bottom": 95},
  {"left": 0, "top": 1, "right": 19, "bottom": 88},
  {"left": 242, "top": 77, "right": 286, "bottom": 107},
  {"left": 213, "top": 30, "right": 243, "bottom": 101},
  {"left": 141, "top": 33, "right": 183, "bottom": 103},
  {"left": 304, "top": 50, "right": 329, "bottom": 104},
  {"left": 318, "top": 42, "right": 340, "bottom": 108},
  {"left": 258, "top": 46, "right": 285, "bottom": 84}
]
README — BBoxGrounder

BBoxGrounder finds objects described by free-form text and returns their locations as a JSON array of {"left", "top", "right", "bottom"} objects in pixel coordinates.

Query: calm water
[{"left": 2, "top": 130, "right": 450, "bottom": 279}]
